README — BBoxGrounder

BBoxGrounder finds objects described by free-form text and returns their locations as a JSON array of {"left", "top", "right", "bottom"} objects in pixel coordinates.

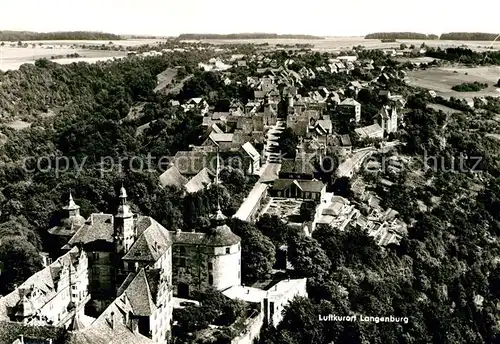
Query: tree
[
  {"left": 278, "top": 128, "right": 299, "bottom": 159},
  {"left": 288, "top": 235, "right": 331, "bottom": 279},
  {"left": 256, "top": 214, "right": 299, "bottom": 246},
  {"left": 0, "top": 237, "right": 43, "bottom": 294},
  {"left": 299, "top": 201, "right": 317, "bottom": 222},
  {"left": 231, "top": 219, "right": 276, "bottom": 284}
]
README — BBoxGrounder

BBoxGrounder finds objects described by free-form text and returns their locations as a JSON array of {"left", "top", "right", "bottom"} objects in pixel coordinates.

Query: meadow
[{"left": 406, "top": 66, "right": 500, "bottom": 99}]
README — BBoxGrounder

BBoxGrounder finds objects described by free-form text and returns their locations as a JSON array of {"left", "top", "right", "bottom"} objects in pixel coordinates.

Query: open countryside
[
  {"left": 2, "top": 36, "right": 500, "bottom": 71},
  {"left": 406, "top": 66, "right": 500, "bottom": 98}
]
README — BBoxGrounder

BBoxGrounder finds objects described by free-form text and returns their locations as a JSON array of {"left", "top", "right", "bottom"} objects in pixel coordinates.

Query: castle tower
[
  {"left": 202, "top": 206, "right": 241, "bottom": 291},
  {"left": 61, "top": 192, "right": 85, "bottom": 228},
  {"left": 114, "top": 186, "right": 135, "bottom": 254}
]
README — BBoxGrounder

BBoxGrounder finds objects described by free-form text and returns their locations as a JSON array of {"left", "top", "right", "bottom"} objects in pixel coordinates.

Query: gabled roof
[
  {"left": 211, "top": 123, "right": 224, "bottom": 134},
  {"left": 280, "top": 158, "right": 316, "bottom": 176},
  {"left": 209, "top": 132, "right": 234, "bottom": 143},
  {"left": 339, "top": 98, "right": 361, "bottom": 106},
  {"left": 315, "top": 119, "right": 332, "bottom": 133},
  {"left": 159, "top": 165, "right": 188, "bottom": 189},
  {"left": 188, "top": 97, "right": 203, "bottom": 104},
  {"left": 355, "top": 123, "right": 384, "bottom": 138},
  {"left": 241, "top": 142, "right": 260, "bottom": 161},
  {"left": 0, "top": 247, "right": 83, "bottom": 323},
  {"left": 339, "top": 134, "right": 352, "bottom": 146},
  {"left": 122, "top": 217, "right": 171, "bottom": 262},
  {"left": 173, "top": 151, "right": 216, "bottom": 175},
  {"left": 184, "top": 167, "right": 213, "bottom": 194},
  {"left": 68, "top": 214, "right": 114, "bottom": 245},
  {"left": 120, "top": 269, "right": 157, "bottom": 316},
  {"left": 272, "top": 179, "right": 325, "bottom": 193}
]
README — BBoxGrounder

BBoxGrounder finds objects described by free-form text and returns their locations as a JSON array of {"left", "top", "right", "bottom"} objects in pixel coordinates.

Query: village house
[
  {"left": 181, "top": 98, "right": 210, "bottom": 116},
  {"left": 0, "top": 246, "right": 89, "bottom": 328},
  {"left": 271, "top": 179, "right": 326, "bottom": 201},
  {"left": 312, "top": 193, "right": 358, "bottom": 233},
  {"left": 354, "top": 123, "right": 384, "bottom": 139},
  {"left": 338, "top": 98, "right": 362, "bottom": 123},
  {"left": 241, "top": 142, "right": 261, "bottom": 175},
  {"left": 335, "top": 134, "right": 352, "bottom": 157},
  {"left": 279, "top": 154, "right": 317, "bottom": 180}
]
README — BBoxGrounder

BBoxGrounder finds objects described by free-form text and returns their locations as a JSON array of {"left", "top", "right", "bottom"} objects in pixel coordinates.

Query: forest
[
  {"left": 364, "top": 32, "right": 439, "bottom": 40},
  {"left": 0, "top": 30, "right": 122, "bottom": 41},
  {"left": 440, "top": 32, "right": 500, "bottom": 41}
]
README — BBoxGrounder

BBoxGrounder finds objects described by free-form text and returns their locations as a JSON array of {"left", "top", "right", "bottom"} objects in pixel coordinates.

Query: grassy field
[
  {"left": 406, "top": 66, "right": 500, "bottom": 99},
  {"left": 0, "top": 46, "right": 128, "bottom": 71}
]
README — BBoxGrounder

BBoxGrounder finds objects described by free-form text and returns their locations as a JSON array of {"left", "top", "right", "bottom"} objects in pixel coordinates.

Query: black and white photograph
[{"left": 0, "top": 1, "right": 499, "bottom": 343}]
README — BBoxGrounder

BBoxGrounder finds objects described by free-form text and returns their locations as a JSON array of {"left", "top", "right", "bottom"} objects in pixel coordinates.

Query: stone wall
[
  {"left": 171, "top": 244, "right": 207, "bottom": 298},
  {"left": 231, "top": 311, "right": 263, "bottom": 344}
]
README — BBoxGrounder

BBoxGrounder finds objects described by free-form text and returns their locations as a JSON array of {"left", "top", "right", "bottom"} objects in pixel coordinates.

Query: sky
[{"left": 0, "top": 0, "right": 499, "bottom": 37}]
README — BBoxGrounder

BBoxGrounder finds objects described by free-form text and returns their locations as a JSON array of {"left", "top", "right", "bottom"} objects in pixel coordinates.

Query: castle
[{"left": 3, "top": 186, "right": 242, "bottom": 343}]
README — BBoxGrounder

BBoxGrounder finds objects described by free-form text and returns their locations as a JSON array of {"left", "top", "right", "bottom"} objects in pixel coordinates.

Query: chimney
[
  {"left": 176, "top": 228, "right": 181, "bottom": 236},
  {"left": 246, "top": 289, "right": 250, "bottom": 294}
]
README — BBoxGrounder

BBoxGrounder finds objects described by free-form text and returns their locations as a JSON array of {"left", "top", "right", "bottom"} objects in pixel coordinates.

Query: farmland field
[
  {"left": 0, "top": 46, "right": 128, "bottom": 71},
  {"left": 406, "top": 66, "right": 500, "bottom": 99},
  {"left": 1, "top": 36, "right": 500, "bottom": 72},
  {"left": 193, "top": 37, "right": 500, "bottom": 52}
]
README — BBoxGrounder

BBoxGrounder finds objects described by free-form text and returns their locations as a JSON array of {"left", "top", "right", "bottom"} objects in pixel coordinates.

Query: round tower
[{"left": 202, "top": 207, "right": 241, "bottom": 290}]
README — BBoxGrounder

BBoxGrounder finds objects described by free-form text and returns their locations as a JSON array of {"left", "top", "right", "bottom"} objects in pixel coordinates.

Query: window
[
  {"left": 208, "top": 274, "right": 213, "bottom": 285},
  {"left": 179, "top": 246, "right": 186, "bottom": 255},
  {"left": 225, "top": 247, "right": 230, "bottom": 254},
  {"left": 71, "top": 285, "right": 76, "bottom": 290},
  {"left": 238, "top": 271, "right": 240, "bottom": 278},
  {"left": 208, "top": 262, "right": 213, "bottom": 271},
  {"left": 180, "top": 258, "right": 186, "bottom": 267}
]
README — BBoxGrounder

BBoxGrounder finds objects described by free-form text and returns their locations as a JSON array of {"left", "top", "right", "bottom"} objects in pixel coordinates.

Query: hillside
[{"left": 0, "top": 30, "right": 122, "bottom": 42}]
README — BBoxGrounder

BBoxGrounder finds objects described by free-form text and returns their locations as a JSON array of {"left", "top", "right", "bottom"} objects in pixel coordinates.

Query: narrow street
[{"left": 259, "top": 119, "right": 285, "bottom": 182}]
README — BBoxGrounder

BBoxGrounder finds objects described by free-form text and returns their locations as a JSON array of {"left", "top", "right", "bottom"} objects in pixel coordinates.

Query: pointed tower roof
[
  {"left": 62, "top": 192, "right": 80, "bottom": 211},
  {"left": 119, "top": 185, "right": 127, "bottom": 199}
]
